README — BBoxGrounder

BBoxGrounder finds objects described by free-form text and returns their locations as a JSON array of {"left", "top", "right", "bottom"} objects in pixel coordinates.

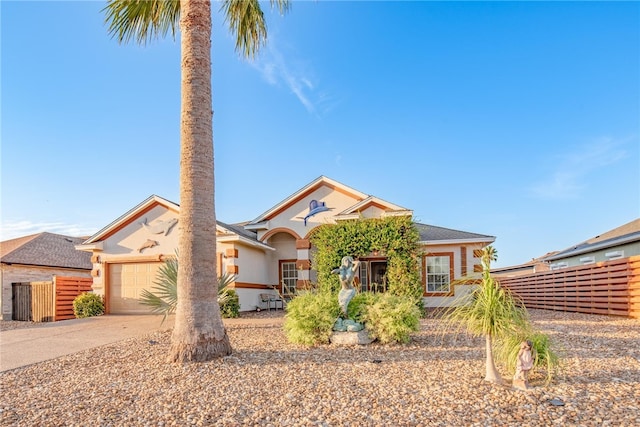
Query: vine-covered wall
[{"left": 310, "top": 216, "right": 423, "bottom": 302}]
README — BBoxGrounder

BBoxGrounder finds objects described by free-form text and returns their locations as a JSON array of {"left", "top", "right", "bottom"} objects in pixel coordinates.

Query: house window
[
  {"left": 280, "top": 261, "right": 298, "bottom": 295},
  {"left": 426, "top": 255, "right": 452, "bottom": 293},
  {"left": 605, "top": 250, "right": 624, "bottom": 260},
  {"left": 580, "top": 256, "right": 595, "bottom": 265},
  {"left": 356, "top": 260, "right": 388, "bottom": 292},
  {"left": 550, "top": 262, "right": 568, "bottom": 270},
  {"left": 370, "top": 261, "right": 387, "bottom": 292}
]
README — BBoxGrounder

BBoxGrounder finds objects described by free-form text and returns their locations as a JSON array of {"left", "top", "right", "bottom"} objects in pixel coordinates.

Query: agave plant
[{"left": 140, "top": 255, "right": 236, "bottom": 324}]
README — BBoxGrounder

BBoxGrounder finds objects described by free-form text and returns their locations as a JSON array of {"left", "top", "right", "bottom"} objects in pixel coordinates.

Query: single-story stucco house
[
  {"left": 0, "top": 233, "right": 92, "bottom": 320},
  {"left": 76, "top": 176, "right": 495, "bottom": 313}
]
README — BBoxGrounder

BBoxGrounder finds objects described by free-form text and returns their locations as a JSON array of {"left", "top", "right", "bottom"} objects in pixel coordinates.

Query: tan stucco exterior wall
[
  {"left": 258, "top": 188, "right": 363, "bottom": 241},
  {"left": 100, "top": 206, "right": 179, "bottom": 256},
  {"left": 87, "top": 207, "right": 179, "bottom": 298}
]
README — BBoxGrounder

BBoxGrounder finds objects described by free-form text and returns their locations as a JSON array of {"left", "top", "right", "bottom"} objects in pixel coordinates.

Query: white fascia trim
[
  {"left": 244, "top": 221, "right": 269, "bottom": 231},
  {"left": 335, "top": 214, "right": 360, "bottom": 221},
  {"left": 419, "top": 238, "right": 496, "bottom": 246},
  {"left": 217, "top": 235, "right": 275, "bottom": 251},
  {"left": 381, "top": 210, "right": 413, "bottom": 218},
  {"left": 338, "top": 196, "right": 410, "bottom": 216},
  {"left": 75, "top": 242, "right": 104, "bottom": 252}
]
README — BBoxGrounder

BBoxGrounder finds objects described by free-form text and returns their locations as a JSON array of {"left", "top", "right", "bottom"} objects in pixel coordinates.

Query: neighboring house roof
[
  {"left": 0, "top": 232, "right": 92, "bottom": 270},
  {"left": 544, "top": 218, "right": 640, "bottom": 262},
  {"left": 415, "top": 223, "right": 495, "bottom": 245},
  {"left": 491, "top": 252, "right": 556, "bottom": 276}
]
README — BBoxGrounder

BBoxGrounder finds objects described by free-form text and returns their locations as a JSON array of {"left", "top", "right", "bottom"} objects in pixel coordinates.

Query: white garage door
[{"left": 109, "top": 262, "right": 163, "bottom": 314}]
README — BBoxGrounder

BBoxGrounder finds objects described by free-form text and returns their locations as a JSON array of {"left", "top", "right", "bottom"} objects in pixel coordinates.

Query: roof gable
[
  {"left": 336, "top": 196, "right": 412, "bottom": 218},
  {"left": 1, "top": 232, "right": 92, "bottom": 269},
  {"left": 249, "top": 176, "right": 368, "bottom": 225},
  {"left": 81, "top": 194, "right": 268, "bottom": 251},
  {"left": 83, "top": 195, "right": 179, "bottom": 244}
]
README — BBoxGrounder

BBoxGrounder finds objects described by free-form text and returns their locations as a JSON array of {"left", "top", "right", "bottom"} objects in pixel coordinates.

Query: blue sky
[{"left": 2, "top": 1, "right": 639, "bottom": 268}]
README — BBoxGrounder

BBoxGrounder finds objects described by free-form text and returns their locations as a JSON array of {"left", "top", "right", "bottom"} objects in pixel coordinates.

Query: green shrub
[
  {"left": 361, "top": 293, "right": 420, "bottom": 344},
  {"left": 284, "top": 291, "right": 341, "bottom": 345},
  {"left": 73, "top": 292, "right": 105, "bottom": 318},
  {"left": 347, "top": 291, "right": 380, "bottom": 323},
  {"left": 219, "top": 288, "right": 240, "bottom": 318}
]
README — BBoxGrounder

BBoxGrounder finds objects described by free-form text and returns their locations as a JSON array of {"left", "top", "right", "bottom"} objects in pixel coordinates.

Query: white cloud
[
  {"left": 529, "top": 137, "right": 631, "bottom": 200},
  {"left": 249, "top": 34, "right": 334, "bottom": 115},
  {"left": 0, "top": 220, "right": 97, "bottom": 241}
]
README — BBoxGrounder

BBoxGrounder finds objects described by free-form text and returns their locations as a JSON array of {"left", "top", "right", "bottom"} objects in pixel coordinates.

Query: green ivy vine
[{"left": 310, "top": 215, "right": 424, "bottom": 304}]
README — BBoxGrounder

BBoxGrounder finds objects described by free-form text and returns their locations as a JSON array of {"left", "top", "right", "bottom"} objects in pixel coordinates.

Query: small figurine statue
[
  {"left": 332, "top": 256, "right": 360, "bottom": 317},
  {"left": 513, "top": 340, "right": 534, "bottom": 390}
]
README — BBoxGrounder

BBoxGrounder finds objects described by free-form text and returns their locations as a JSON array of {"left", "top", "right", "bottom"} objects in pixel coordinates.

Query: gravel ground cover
[{"left": 1, "top": 309, "right": 638, "bottom": 426}]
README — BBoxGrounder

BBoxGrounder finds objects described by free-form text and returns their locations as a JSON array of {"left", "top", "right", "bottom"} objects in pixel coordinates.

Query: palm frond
[
  {"left": 217, "top": 272, "right": 237, "bottom": 292},
  {"left": 220, "top": 0, "right": 290, "bottom": 58},
  {"left": 140, "top": 255, "right": 236, "bottom": 323},
  {"left": 139, "top": 256, "right": 178, "bottom": 324},
  {"left": 103, "top": 0, "right": 180, "bottom": 45}
]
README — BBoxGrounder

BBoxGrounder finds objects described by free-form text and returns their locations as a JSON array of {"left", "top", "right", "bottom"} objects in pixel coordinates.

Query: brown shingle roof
[
  {"left": 0, "top": 232, "right": 92, "bottom": 270},
  {"left": 544, "top": 218, "right": 640, "bottom": 261},
  {"left": 415, "top": 223, "right": 495, "bottom": 242},
  {"left": 584, "top": 218, "right": 640, "bottom": 245}
]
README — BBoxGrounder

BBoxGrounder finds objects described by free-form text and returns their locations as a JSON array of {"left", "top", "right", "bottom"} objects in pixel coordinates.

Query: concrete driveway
[{"left": 0, "top": 314, "right": 174, "bottom": 372}]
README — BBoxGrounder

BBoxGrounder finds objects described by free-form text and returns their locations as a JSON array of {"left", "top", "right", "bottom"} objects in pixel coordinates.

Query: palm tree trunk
[
  {"left": 169, "top": 0, "right": 232, "bottom": 362},
  {"left": 484, "top": 334, "right": 502, "bottom": 384}
]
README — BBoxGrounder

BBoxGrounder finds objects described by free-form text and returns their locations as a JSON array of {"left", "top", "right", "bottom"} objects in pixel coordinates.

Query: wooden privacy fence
[
  {"left": 12, "top": 276, "right": 93, "bottom": 322},
  {"left": 498, "top": 255, "right": 640, "bottom": 319}
]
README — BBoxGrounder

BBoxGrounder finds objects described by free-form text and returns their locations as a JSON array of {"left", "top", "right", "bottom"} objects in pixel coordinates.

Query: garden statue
[
  {"left": 513, "top": 340, "right": 534, "bottom": 390},
  {"left": 329, "top": 256, "right": 373, "bottom": 344},
  {"left": 332, "top": 256, "right": 360, "bottom": 317}
]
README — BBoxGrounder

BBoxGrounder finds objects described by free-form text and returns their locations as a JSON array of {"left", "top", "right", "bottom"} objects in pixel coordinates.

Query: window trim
[
  {"left": 279, "top": 259, "right": 298, "bottom": 296},
  {"left": 423, "top": 252, "right": 454, "bottom": 296}
]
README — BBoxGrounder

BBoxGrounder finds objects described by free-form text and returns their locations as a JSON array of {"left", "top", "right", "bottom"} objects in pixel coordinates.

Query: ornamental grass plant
[
  {"left": 360, "top": 293, "right": 421, "bottom": 344},
  {"left": 283, "top": 290, "right": 341, "bottom": 345}
]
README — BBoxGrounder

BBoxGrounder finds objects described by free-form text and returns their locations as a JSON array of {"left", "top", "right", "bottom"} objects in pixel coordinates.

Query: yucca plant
[
  {"left": 140, "top": 255, "right": 236, "bottom": 324},
  {"left": 442, "top": 246, "right": 530, "bottom": 384}
]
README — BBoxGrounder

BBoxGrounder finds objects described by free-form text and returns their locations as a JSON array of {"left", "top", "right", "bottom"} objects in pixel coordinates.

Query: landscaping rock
[
  {"left": 1, "top": 309, "right": 639, "bottom": 426},
  {"left": 329, "top": 329, "right": 374, "bottom": 345}
]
